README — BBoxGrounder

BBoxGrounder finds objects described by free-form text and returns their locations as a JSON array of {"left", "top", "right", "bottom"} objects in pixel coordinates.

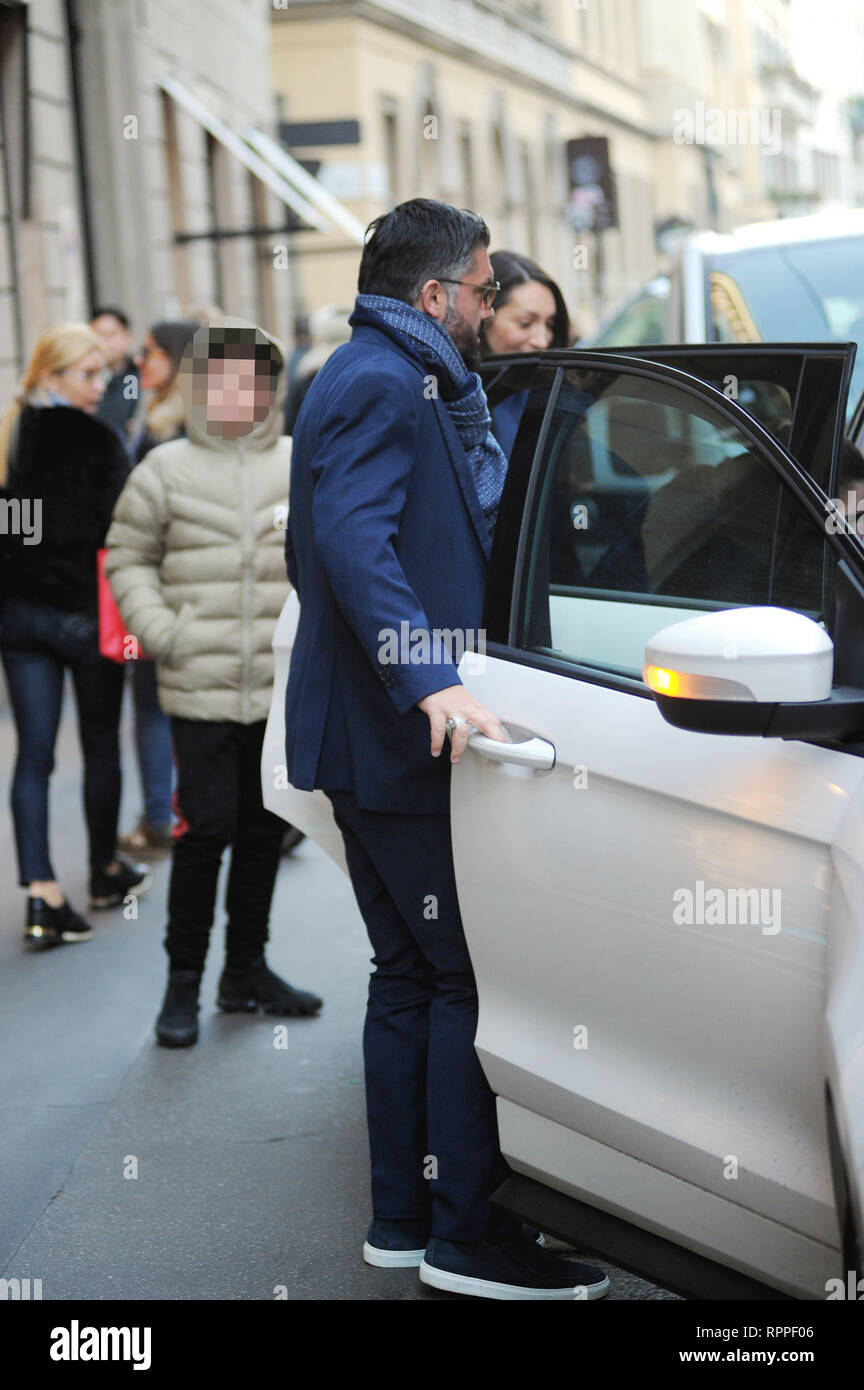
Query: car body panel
[
  {"left": 825, "top": 790, "right": 864, "bottom": 1262},
  {"left": 471, "top": 347, "right": 864, "bottom": 1295},
  {"left": 496, "top": 1101, "right": 838, "bottom": 1298},
  {"left": 450, "top": 650, "right": 864, "bottom": 1296},
  {"left": 261, "top": 590, "right": 347, "bottom": 874}
]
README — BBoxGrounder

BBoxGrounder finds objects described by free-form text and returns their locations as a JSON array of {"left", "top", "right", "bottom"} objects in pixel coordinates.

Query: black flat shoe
[
  {"left": 89, "top": 854, "right": 152, "bottom": 910},
  {"left": 24, "top": 897, "right": 94, "bottom": 950}
]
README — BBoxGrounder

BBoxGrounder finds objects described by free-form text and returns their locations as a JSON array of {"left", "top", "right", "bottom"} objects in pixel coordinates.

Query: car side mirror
[{"left": 641, "top": 607, "right": 861, "bottom": 739}]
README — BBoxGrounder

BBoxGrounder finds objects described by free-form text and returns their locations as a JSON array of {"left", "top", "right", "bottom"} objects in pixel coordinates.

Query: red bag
[{"left": 97, "top": 549, "right": 148, "bottom": 662}]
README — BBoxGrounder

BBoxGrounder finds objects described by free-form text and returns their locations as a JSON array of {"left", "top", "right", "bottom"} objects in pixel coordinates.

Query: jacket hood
[{"left": 177, "top": 317, "right": 287, "bottom": 453}]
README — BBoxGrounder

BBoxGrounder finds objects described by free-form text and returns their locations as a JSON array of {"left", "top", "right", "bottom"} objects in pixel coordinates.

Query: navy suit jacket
[{"left": 284, "top": 321, "right": 492, "bottom": 815}]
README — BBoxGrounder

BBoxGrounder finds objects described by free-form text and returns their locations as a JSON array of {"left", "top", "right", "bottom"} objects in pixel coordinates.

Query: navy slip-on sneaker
[
  {"left": 363, "top": 1220, "right": 548, "bottom": 1271},
  {"left": 363, "top": 1218, "right": 430, "bottom": 1268},
  {"left": 420, "top": 1234, "right": 609, "bottom": 1301}
]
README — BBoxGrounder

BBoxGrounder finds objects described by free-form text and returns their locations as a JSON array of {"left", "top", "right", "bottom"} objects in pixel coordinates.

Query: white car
[
  {"left": 264, "top": 341, "right": 864, "bottom": 1299},
  {"left": 588, "top": 209, "right": 864, "bottom": 422}
]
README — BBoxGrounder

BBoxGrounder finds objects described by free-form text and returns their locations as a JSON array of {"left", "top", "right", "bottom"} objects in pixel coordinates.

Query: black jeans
[
  {"left": 165, "top": 718, "right": 285, "bottom": 972},
  {"left": 0, "top": 595, "right": 124, "bottom": 885}
]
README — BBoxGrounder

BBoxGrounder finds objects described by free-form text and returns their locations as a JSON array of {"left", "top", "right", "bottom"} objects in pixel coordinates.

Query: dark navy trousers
[{"left": 326, "top": 790, "right": 518, "bottom": 1244}]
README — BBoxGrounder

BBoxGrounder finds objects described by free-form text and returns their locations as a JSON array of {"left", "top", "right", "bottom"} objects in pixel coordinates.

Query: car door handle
[{"left": 466, "top": 731, "right": 556, "bottom": 770}]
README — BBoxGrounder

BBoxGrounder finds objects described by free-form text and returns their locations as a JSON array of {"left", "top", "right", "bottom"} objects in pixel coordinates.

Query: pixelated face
[{"left": 184, "top": 327, "right": 278, "bottom": 439}]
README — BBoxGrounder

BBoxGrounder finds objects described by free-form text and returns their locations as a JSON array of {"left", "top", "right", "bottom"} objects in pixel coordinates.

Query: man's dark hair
[
  {"left": 91, "top": 306, "right": 130, "bottom": 329},
  {"left": 358, "top": 198, "right": 490, "bottom": 304}
]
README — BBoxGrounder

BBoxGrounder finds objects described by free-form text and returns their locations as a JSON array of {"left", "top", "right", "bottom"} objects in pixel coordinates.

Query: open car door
[{"left": 456, "top": 346, "right": 864, "bottom": 1297}]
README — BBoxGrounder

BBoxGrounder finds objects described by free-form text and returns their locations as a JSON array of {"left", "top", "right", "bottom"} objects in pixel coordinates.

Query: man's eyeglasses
[{"left": 437, "top": 278, "right": 500, "bottom": 308}]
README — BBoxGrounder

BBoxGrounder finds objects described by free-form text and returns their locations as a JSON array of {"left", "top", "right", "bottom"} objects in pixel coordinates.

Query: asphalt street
[{"left": 0, "top": 684, "right": 677, "bottom": 1300}]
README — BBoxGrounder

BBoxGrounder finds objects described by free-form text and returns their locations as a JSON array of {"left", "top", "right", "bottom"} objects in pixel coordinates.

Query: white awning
[
  {"left": 158, "top": 74, "right": 345, "bottom": 238},
  {"left": 243, "top": 127, "right": 366, "bottom": 246}
]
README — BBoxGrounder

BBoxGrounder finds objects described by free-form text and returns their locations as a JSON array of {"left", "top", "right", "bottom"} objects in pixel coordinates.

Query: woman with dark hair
[
  {"left": 480, "top": 251, "right": 571, "bottom": 455},
  {"left": 115, "top": 318, "right": 200, "bottom": 855},
  {"left": 482, "top": 250, "right": 571, "bottom": 356},
  {"left": 130, "top": 319, "right": 201, "bottom": 464}
]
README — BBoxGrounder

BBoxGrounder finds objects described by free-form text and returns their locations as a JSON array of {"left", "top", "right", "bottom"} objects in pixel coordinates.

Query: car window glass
[
  {"left": 604, "top": 346, "right": 853, "bottom": 494},
  {"left": 520, "top": 366, "right": 830, "bottom": 678},
  {"left": 592, "top": 286, "right": 670, "bottom": 347}
]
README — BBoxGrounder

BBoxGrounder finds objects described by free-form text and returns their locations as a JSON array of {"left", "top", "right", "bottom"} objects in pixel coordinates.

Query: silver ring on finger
[{"left": 445, "top": 715, "right": 467, "bottom": 735}]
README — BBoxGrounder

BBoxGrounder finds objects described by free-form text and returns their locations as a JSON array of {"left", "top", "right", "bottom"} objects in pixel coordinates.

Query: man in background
[{"left": 91, "top": 307, "right": 139, "bottom": 450}]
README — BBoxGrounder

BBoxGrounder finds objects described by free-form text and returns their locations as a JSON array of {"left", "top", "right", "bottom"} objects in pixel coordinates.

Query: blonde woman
[{"left": 0, "top": 323, "right": 151, "bottom": 950}]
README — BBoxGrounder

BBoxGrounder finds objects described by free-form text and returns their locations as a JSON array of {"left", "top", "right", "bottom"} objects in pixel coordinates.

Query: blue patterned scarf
[{"left": 352, "top": 294, "right": 509, "bottom": 536}]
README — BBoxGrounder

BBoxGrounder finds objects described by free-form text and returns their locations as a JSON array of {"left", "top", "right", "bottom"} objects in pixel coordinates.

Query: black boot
[
  {"left": 155, "top": 969, "right": 201, "bottom": 1047},
  {"left": 217, "top": 955, "right": 322, "bottom": 1016}
]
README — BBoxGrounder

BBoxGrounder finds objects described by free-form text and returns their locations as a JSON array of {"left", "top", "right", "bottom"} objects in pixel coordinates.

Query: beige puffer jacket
[{"left": 104, "top": 321, "right": 291, "bottom": 723}]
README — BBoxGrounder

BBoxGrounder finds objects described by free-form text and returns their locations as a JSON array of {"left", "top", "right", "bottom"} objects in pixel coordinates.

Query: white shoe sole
[
  {"left": 363, "top": 1242, "right": 427, "bottom": 1269},
  {"left": 23, "top": 929, "right": 94, "bottom": 948},
  {"left": 419, "top": 1260, "right": 610, "bottom": 1301}
]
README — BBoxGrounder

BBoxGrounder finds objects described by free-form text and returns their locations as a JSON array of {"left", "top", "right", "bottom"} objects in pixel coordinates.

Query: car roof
[{"left": 687, "top": 208, "right": 864, "bottom": 256}]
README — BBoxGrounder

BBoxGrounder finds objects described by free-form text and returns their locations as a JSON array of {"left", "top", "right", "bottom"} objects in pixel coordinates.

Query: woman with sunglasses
[
  {"left": 0, "top": 324, "right": 151, "bottom": 948},
  {"left": 114, "top": 319, "right": 201, "bottom": 856}
]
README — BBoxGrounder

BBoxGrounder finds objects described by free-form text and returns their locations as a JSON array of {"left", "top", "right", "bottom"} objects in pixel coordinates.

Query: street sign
[{"left": 566, "top": 136, "right": 619, "bottom": 233}]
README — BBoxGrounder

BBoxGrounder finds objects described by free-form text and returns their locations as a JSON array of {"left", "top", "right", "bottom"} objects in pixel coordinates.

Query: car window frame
[
  {"left": 482, "top": 349, "right": 864, "bottom": 702},
  {"left": 600, "top": 342, "right": 856, "bottom": 501},
  {"left": 848, "top": 382, "right": 864, "bottom": 456}
]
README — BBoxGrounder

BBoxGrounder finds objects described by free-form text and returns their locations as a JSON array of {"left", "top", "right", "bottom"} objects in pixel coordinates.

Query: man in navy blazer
[{"left": 284, "top": 200, "right": 608, "bottom": 1301}]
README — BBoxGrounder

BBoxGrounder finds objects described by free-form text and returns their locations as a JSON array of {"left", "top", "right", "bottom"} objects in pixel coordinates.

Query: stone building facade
[
  {"left": 0, "top": 0, "right": 314, "bottom": 400},
  {"left": 271, "top": 0, "right": 864, "bottom": 334}
]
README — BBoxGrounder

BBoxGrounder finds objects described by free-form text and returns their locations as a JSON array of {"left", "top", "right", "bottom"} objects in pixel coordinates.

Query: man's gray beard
[{"left": 443, "top": 306, "right": 481, "bottom": 373}]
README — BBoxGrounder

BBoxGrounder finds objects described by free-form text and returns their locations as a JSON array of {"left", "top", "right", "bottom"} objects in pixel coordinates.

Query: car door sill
[{"left": 492, "top": 1173, "right": 794, "bottom": 1301}]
